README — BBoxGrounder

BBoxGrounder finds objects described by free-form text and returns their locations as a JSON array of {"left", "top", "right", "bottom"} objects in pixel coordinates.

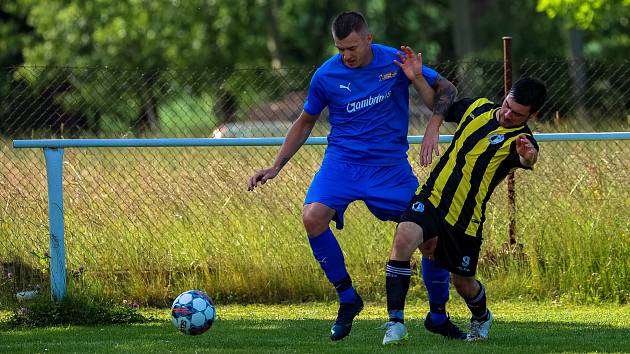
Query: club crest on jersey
[
  {"left": 488, "top": 133, "right": 505, "bottom": 145},
  {"left": 411, "top": 201, "right": 425, "bottom": 213},
  {"left": 379, "top": 71, "right": 397, "bottom": 81}
]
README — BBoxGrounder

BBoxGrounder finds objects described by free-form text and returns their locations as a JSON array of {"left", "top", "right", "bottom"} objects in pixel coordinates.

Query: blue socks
[
  {"left": 309, "top": 228, "right": 356, "bottom": 303},
  {"left": 422, "top": 256, "right": 450, "bottom": 325},
  {"left": 308, "top": 230, "right": 450, "bottom": 316}
]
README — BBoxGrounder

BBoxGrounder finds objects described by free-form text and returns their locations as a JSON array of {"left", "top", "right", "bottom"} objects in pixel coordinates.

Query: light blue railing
[{"left": 12, "top": 132, "right": 630, "bottom": 301}]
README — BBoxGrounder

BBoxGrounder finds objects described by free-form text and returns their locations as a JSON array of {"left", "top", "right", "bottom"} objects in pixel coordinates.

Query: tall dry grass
[{"left": 0, "top": 139, "right": 628, "bottom": 306}]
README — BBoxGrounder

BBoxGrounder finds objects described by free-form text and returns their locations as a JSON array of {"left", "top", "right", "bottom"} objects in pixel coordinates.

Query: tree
[
  {"left": 265, "top": 0, "right": 284, "bottom": 69},
  {"left": 536, "top": 0, "right": 630, "bottom": 122},
  {"left": 380, "top": 0, "right": 451, "bottom": 62},
  {"left": 450, "top": 0, "right": 474, "bottom": 59},
  {"left": 537, "top": 0, "right": 629, "bottom": 29},
  {"left": 536, "top": 0, "right": 630, "bottom": 59},
  {"left": 8, "top": 0, "right": 272, "bottom": 135},
  {"left": 0, "top": 2, "right": 32, "bottom": 134},
  {"left": 0, "top": 2, "right": 32, "bottom": 68}
]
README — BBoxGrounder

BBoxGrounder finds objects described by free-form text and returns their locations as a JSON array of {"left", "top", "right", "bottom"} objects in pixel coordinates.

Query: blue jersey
[{"left": 304, "top": 44, "right": 438, "bottom": 165}]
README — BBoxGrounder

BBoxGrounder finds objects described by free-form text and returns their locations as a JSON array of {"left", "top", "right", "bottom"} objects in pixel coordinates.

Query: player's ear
[{"left": 366, "top": 33, "right": 373, "bottom": 44}]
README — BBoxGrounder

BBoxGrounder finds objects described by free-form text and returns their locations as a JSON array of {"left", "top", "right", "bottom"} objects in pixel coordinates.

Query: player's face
[
  {"left": 497, "top": 94, "right": 533, "bottom": 128},
  {"left": 334, "top": 31, "right": 373, "bottom": 68}
]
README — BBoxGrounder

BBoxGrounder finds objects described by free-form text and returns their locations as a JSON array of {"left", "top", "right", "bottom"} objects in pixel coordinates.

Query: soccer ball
[{"left": 171, "top": 290, "right": 216, "bottom": 335}]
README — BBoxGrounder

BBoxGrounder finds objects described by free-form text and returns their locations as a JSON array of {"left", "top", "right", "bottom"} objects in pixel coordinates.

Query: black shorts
[{"left": 400, "top": 195, "right": 482, "bottom": 277}]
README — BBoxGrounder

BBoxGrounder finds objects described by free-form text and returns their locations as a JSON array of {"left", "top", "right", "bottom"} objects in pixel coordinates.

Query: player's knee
[
  {"left": 302, "top": 206, "right": 330, "bottom": 236},
  {"left": 392, "top": 222, "right": 423, "bottom": 254},
  {"left": 392, "top": 234, "right": 412, "bottom": 251}
]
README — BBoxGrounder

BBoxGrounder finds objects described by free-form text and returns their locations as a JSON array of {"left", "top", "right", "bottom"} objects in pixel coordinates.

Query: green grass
[
  {"left": 0, "top": 139, "right": 629, "bottom": 305},
  {"left": 1, "top": 302, "right": 629, "bottom": 353}
]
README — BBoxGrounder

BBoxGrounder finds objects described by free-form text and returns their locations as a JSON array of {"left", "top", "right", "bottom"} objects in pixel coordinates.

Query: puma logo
[{"left": 339, "top": 82, "right": 351, "bottom": 92}]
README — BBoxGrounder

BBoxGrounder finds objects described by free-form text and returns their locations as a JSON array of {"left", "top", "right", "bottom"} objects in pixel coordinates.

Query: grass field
[
  {"left": 1, "top": 139, "right": 629, "bottom": 306},
  {"left": 1, "top": 301, "right": 629, "bottom": 353}
]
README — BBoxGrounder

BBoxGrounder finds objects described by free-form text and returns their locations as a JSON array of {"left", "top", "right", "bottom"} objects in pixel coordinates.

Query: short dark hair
[
  {"left": 509, "top": 77, "right": 547, "bottom": 113},
  {"left": 332, "top": 11, "right": 368, "bottom": 39}
]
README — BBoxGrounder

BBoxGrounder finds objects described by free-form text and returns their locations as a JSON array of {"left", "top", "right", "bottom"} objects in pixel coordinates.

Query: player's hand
[
  {"left": 394, "top": 46, "right": 423, "bottom": 81},
  {"left": 247, "top": 166, "right": 280, "bottom": 191},
  {"left": 420, "top": 121, "right": 440, "bottom": 167},
  {"left": 516, "top": 134, "right": 537, "bottom": 166}
]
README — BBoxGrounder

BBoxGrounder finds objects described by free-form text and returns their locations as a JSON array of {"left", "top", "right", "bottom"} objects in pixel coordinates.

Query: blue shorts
[{"left": 304, "top": 160, "right": 419, "bottom": 229}]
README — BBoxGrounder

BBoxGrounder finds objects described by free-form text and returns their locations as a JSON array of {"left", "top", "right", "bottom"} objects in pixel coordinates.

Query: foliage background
[
  {"left": 0, "top": 1, "right": 628, "bottom": 308},
  {"left": 2, "top": 0, "right": 630, "bottom": 135}
]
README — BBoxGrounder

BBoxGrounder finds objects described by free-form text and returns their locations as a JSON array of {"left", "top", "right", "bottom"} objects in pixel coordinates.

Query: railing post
[
  {"left": 503, "top": 36, "right": 517, "bottom": 245},
  {"left": 43, "top": 147, "right": 66, "bottom": 302}
]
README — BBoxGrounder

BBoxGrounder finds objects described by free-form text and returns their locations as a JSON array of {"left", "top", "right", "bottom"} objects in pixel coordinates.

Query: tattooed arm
[
  {"left": 248, "top": 111, "right": 318, "bottom": 191},
  {"left": 419, "top": 75, "right": 457, "bottom": 167},
  {"left": 432, "top": 76, "right": 458, "bottom": 119}
]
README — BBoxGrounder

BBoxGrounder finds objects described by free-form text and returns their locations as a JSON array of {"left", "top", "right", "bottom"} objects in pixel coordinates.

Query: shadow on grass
[{"left": 1, "top": 318, "right": 629, "bottom": 353}]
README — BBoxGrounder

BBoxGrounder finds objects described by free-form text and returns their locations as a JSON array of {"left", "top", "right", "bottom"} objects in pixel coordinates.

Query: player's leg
[
  {"left": 364, "top": 164, "right": 458, "bottom": 341},
  {"left": 382, "top": 220, "right": 424, "bottom": 345},
  {"left": 303, "top": 202, "right": 358, "bottom": 304},
  {"left": 452, "top": 275, "right": 493, "bottom": 341},
  {"left": 421, "top": 255, "right": 466, "bottom": 339},
  {"left": 362, "top": 163, "right": 420, "bottom": 344},
  {"left": 419, "top": 235, "right": 466, "bottom": 339},
  {"left": 436, "top": 226, "right": 490, "bottom": 340},
  {"left": 303, "top": 162, "right": 364, "bottom": 341},
  {"left": 418, "top": 239, "right": 449, "bottom": 326}
]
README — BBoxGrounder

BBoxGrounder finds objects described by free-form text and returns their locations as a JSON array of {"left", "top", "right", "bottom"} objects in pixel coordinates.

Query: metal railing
[
  {"left": 1, "top": 58, "right": 629, "bottom": 304},
  {"left": 11, "top": 132, "right": 630, "bottom": 301}
]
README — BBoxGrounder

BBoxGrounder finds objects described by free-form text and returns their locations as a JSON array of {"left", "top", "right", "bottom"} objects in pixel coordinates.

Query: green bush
[
  {"left": 7, "top": 292, "right": 148, "bottom": 327},
  {"left": 2, "top": 265, "right": 150, "bottom": 327}
]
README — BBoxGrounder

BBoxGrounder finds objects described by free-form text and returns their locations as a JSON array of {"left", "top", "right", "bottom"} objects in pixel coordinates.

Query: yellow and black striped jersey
[{"left": 419, "top": 97, "right": 539, "bottom": 237}]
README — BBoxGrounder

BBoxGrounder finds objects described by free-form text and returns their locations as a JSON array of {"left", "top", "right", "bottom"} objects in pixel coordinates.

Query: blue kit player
[{"left": 248, "top": 11, "right": 460, "bottom": 341}]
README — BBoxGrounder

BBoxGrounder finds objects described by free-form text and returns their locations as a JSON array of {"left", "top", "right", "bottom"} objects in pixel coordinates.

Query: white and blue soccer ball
[{"left": 171, "top": 290, "right": 216, "bottom": 335}]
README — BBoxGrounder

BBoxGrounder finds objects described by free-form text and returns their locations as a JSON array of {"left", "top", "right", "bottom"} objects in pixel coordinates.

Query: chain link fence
[{"left": 1, "top": 59, "right": 629, "bottom": 305}]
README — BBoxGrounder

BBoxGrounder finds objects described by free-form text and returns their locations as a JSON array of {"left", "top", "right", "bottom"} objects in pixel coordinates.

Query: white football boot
[
  {"left": 382, "top": 321, "right": 409, "bottom": 345},
  {"left": 466, "top": 309, "right": 493, "bottom": 341}
]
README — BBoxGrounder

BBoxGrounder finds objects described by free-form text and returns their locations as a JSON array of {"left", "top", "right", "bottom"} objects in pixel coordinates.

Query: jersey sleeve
[
  {"left": 303, "top": 70, "right": 327, "bottom": 116},
  {"left": 420, "top": 65, "right": 439, "bottom": 87},
  {"left": 445, "top": 97, "right": 479, "bottom": 123}
]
